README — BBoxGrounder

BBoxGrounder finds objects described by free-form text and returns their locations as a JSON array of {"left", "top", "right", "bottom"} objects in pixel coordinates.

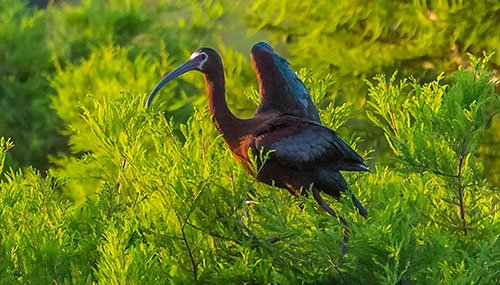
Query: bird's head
[{"left": 146, "top": 47, "right": 221, "bottom": 107}]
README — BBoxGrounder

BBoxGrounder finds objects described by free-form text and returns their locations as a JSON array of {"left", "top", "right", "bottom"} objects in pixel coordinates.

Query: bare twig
[
  {"left": 431, "top": 170, "right": 459, "bottom": 178},
  {"left": 177, "top": 214, "right": 197, "bottom": 280},
  {"left": 174, "top": 182, "right": 208, "bottom": 281}
]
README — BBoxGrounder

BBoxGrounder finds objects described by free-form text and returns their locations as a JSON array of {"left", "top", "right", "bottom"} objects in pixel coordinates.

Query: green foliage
[
  {"left": 49, "top": 46, "right": 256, "bottom": 200},
  {"left": 0, "top": 137, "right": 14, "bottom": 174},
  {"left": 2, "top": 58, "right": 498, "bottom": 282},
  {"left": 0, "top": 1, "right": 499, "bottom": 283},
  {"left": 249, "top": 0, "right": 500, "bottom": 104},
  {"left": 0, "top": 167, "right": 83, "bottom": 284},
  {"left": 51, "top": 45, "right": 171, "bottom": 154},
  {"left": 0, "top": 0, "right": 253, "bottom": 171},
  {"left": 0, "top": 0, "right": 65, "bottom": 169},
  {"left": 367, "top": 54, "right": 498, "bottom": 237},
  {"left": 0, "top": 93, "right": 357, "bottom": 282}
]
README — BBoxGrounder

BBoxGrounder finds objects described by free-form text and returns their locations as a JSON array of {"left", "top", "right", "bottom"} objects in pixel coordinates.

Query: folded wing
[{"left": 254, "top": 115, "right": 368, "bottom": 172}]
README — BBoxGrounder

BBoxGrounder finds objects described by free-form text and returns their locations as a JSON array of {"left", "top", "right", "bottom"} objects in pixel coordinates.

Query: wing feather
[{"left": 254, "top": 115, "right": 367, "bottom": 171}]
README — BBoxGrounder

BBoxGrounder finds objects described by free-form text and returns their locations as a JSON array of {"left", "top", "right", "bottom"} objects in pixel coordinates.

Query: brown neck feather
[{"left": 203, "top": 71, "right": 243, "bottom": 144}]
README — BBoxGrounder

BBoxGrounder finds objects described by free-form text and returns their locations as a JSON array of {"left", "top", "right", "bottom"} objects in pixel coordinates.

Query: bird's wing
[
  {"left": 254, "top": 53, "right": 321, "bottom": 123},
  {"left": 278, "top": 58, "right": 321, "bottom": 123},
  {"left": 253, "top": 115, "right": 368, "bottom": 172}
]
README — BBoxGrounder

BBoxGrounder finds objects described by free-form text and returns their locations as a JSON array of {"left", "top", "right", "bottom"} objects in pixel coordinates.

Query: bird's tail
[{"left": 351, "top": 194, "right": 368, "bottom": 218}]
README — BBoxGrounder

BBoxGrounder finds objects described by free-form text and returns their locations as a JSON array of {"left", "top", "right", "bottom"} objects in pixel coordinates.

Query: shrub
[
  {"left": 0, "top": 1, "right": 65, "bottom": 170},
  {"left": 1, "top": 56, "right": 498, "bottom": 283}
]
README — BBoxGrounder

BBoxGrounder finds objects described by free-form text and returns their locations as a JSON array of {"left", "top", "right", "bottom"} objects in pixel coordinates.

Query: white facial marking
[
  {"left": 190, "top": 51, "right": 208, "bottom": 69},
  {"left": 190, "top": 51, "right": 200, "bottom": 59}
]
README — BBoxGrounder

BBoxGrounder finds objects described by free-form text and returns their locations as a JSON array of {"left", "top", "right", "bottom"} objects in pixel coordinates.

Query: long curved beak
[{"left": 146, "top": 59, "right": 199, "bottom": 107}]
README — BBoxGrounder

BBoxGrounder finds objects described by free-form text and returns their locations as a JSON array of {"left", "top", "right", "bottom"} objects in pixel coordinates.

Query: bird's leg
[
  {"left": 286, "top": 184, "right": 307, "bottom": 210},
  {"left": 312, "top": 188, "right": 349, "bottom": 256}
]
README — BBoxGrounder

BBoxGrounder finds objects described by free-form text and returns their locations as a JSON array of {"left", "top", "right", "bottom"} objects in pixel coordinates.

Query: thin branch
[
  {"left": 107, "top": 157, "right": 127, "bottom": 220},
  {"left": 431, "top": 170, "right": 459, "bottom": 178},
  {"left": 140, "top": 227, "right": 184, "bottom": 241},
  {"left": 174, "top": 181, "right": 208, "bottom": 281},
  {"left": 177, "top": 214, "right": 197, "bottom": 280},
  {"left": 389, "top": 111, "right": 399, "bottom": 138},
  {"left": 185, "top": 221, "right": 235, "bottom": 242},
  {"left": 328, "top": 255, "right": 346, "bottom": 284},
  {"left": 457, "top": 155, "right": 467, "bottom": 236}
]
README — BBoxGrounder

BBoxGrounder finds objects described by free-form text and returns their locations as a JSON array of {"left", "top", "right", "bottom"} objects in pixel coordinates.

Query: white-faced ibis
[
  {"left": 250, "top": 41, "right": 321, "bottom": 123},
  {"left": 147, "top": 46, "right": 369, "bottom": 252}
]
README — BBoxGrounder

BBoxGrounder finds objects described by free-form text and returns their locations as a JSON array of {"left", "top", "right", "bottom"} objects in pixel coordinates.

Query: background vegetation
[{"left": 0, "top": 0, "right": 498, "bottom": 283}]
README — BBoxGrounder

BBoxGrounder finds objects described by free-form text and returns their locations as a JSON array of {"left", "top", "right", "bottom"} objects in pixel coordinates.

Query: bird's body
[
  {"left": 249, "top": 42, "right": 368, "bottom": 216},
  {"left": 210, "top": 109, "right": 368, "bottom": 221},
  {"left": 147, "top": 46, "right": 368, "bottom": 221}
]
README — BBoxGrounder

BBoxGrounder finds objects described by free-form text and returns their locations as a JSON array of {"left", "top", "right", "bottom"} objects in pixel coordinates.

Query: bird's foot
[{"left": 266, "top": 237, "right": 280, "bottom": 243}]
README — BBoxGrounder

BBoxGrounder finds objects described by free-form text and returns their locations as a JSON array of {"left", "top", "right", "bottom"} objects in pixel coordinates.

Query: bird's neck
[{"left": 203, "top": 72, "right": 242, "bottom": 139}]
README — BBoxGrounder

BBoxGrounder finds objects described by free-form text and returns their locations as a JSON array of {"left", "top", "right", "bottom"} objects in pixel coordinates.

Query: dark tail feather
[{"left": 351, "top": 194, "right": 368, "bottom": 218}]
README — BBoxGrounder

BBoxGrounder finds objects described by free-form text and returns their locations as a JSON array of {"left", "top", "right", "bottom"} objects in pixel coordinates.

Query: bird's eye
[{"left": 201, "top": 53, "right": 207, "bottom": 60}]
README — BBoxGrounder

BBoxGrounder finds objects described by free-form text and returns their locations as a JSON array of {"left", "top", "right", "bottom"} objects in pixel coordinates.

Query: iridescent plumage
[{"left": 251, "top": 41, "right": 321, "bottom": 123}]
